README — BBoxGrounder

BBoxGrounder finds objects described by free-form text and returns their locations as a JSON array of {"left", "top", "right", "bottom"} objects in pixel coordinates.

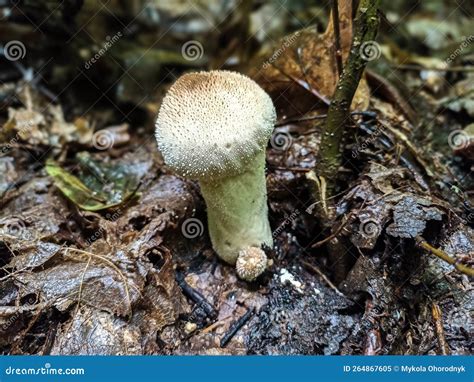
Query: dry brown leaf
[{"left": 251, "top": 1, "right": 370, "bottom": 118}]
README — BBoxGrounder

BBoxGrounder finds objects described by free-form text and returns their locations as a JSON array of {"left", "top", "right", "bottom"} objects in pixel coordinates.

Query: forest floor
[{"left": 0, "top": 0, "right": 472, "bottom": 355}]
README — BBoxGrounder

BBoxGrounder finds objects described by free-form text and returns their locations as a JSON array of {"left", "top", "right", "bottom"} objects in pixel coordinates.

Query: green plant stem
[
  {"left": 311, "top": 0, "right": 381, "bottom": 283},
  {"left": 318, "top": 0, "right": 381, "bottom": 195},
  {"left": 331, "top": 0, "right": 343, "bottom": 76},
  {"left": 416, "top": 236, "right": 474, "bottom": 277}
]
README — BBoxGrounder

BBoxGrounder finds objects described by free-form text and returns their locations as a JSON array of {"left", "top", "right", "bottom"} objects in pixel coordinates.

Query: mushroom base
[{"left": 199, "top": 151, "right": 273, "bottom": 265}]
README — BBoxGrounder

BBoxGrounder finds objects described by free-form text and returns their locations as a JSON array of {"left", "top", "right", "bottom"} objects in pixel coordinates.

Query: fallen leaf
[
  {"left": 45, "top": 157, "right": 140, "bottom": 211},
  {"left": 386, "top": 195, "right": 443, "bottom": 238},
  {"left": 252, "top": 1, "right": 370, "bottom": 118},
  {"left": 51, "top": 307, "right": 142, "bottom": 355}
]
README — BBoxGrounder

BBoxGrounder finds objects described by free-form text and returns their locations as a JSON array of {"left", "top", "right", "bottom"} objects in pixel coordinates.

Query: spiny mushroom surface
[
  {"left": 156, "top": 70, "right": 275, "bottom": 179},
  {"left": 236, "top": 247, "right": 268, "bottom": 282},
  {"left": 155, "top": 70, "right": 276, "bottom": 280}
]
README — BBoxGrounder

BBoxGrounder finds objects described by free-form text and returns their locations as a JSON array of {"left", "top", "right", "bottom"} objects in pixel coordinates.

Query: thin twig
[
  {"left": 431, "top": 302, "right": 451, "bottom": 355},
  {"left": 176, "top": 272, "right": 217, "bottom": 319},
  {"left": 267, "top": 165, "right": 311, "bottom": 173},
  {"left": 275, "top": 110, "right": 376, "bottom": 127},
  {"left": 220, "top": 307, "right": 254, "bottom": 348},
  {"left": 416, "top": 237, "right": 474, "bottom": 277},
  {"left": 73, "top": 255, "right": 92, "bottom": 317},
  {"left": 201, "top": 319, "right": 229, "bottom": 334},
  {"left": 272, "top": 63, "right": 331, "bottom": 105},
  {"left": 275, "top": 113, "right": 328, "bottom": 127},
  {"left": 317, "top": 0, "right": 381, "bottom": 195},
  {"left": 311, "top": 212, "right": 355, "bottom": 248},
  {"left": 331, "top": 0, "right": 343, "bottom": 76},
  {"left": 301, "top": 260, "right": 346, "bottom": 297}
]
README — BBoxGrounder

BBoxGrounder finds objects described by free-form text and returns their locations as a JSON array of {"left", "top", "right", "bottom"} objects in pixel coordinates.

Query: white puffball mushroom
[
  {"left": 155, "top": 70, "right": 276, "bottom": 275},
  {"left": 236, "top": 247, "right": 268, "bottom": 282}
]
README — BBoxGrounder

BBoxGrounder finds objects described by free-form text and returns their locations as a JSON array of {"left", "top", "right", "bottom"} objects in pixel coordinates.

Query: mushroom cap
[
  {"left": 155, "top": 70, "right": 276, "bottom": 179},
  {"left": 236, "top": 247, "right": 268, "bottom": 282}
]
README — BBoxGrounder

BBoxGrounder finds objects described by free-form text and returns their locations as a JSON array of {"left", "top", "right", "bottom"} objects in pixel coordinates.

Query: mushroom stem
[{"left": 199, "top": 151, "right": 272, "bottom": 264}]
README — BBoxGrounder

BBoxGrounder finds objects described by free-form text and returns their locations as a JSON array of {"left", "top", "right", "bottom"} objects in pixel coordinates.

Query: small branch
[
  {"left": 272, "top": 63, "right": 331, "bottom": 105},
  {"left": 331, "top": 0, "right": 343, "bottom": 76},
  {"left": 318, "top": 0, "right": 381, "bottom": 195},
  {"left": 275, "top": 110, "right": 376, "bottom": 127},
  {"left": 176, "top": 272, "right": 217, "bottom": 319},
  {"left": 301, "top": 260, "right": 346, "bottom": 297},
  {"left": 416, "top": 236, "right": 474, "bottom": 277},
  {"left": 220, "top": 307, "right": 254, "bottom": 347},
  {"left": 311, "top": 0, "right": 381, "bottom": 283},
  {"left": 431, "top": 302, "right": 451, "bottom": 355},
  {"left": 311, "top": 212, "right": 355, "bottom": 248},
  {"left": 275, "top": 113, "right": 327, "bottom": 127}
]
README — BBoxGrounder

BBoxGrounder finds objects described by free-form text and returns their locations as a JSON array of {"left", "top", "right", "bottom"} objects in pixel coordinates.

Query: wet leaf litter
[{"left": 0, "top": 0, "right": 472, "bottom": 355}]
